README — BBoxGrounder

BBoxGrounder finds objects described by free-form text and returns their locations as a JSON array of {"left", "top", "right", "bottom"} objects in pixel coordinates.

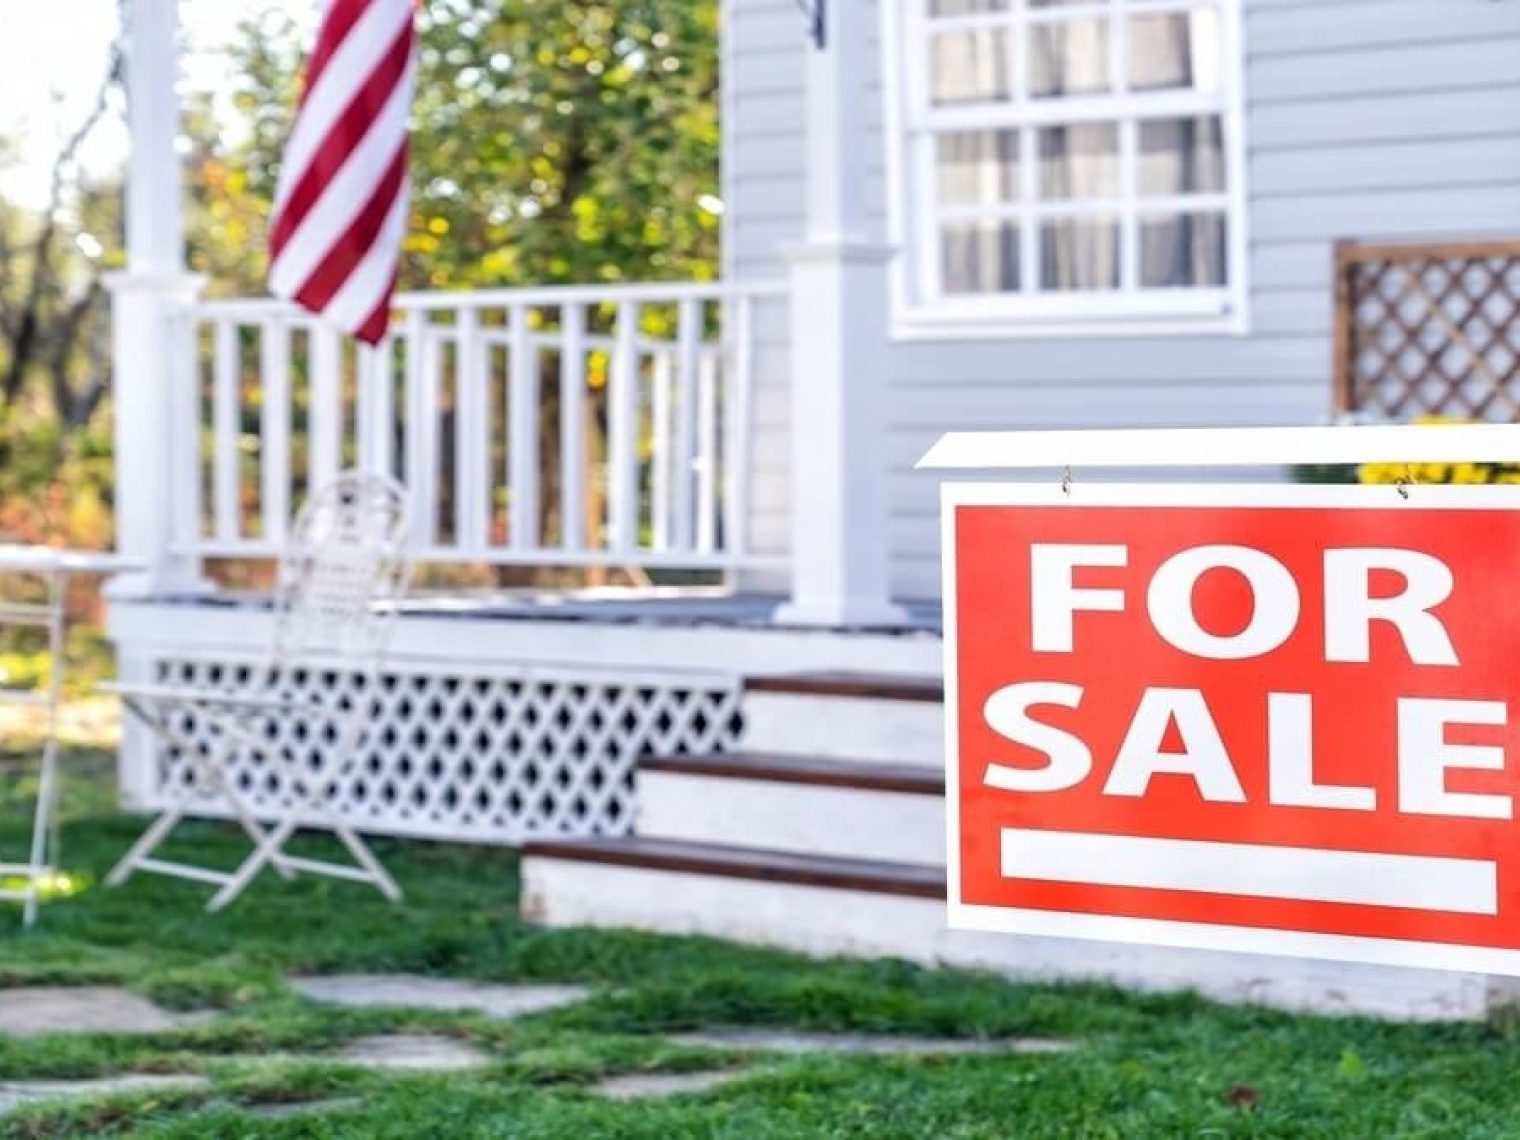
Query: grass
[{"left": 2, "top": 743, "right": 1520, "bottom": 1135}]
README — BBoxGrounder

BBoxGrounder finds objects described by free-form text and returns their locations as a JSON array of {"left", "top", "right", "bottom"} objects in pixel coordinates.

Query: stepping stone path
[
  {"left": 289, "top": 975, "right": 590, "bottom": 1019},
  {"left": 0, "top": 977, "right": 1075, "bottom": 1114},
  {"left": 336, "top": 1034, "right": 492, "bottom": 1071},
  {"left": 0, "top": 987, "right": 213, "bottom": 1038},
  {"left": 0, "top": 1075, "right": 207, "bottom": 1115},
  {"left": 593, "top": 1070, "right": 746, "bottom": 1100},
  {"left": 668, "top": 1029, "right": 1079, "bottom": 1056}
]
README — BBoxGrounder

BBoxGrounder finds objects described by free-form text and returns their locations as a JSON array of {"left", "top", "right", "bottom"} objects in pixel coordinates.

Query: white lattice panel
[{"left": 144, "top": 656, "right": 742, "bottom": 843}]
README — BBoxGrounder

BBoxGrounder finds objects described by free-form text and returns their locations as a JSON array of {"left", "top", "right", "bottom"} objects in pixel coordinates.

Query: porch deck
[{"left": 141, "top": 588, "right": 944, "bottom": 635}]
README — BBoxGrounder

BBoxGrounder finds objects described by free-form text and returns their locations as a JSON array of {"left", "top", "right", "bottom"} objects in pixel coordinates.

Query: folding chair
[{"left": 104, "top": 471, "right": 413, "bottom": 912}]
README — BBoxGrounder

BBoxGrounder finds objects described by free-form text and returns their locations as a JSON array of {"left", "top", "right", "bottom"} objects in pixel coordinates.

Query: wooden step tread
[
  {"left": 522, "top": 837, "right": 946, "bottom": 899},
  {"left": 746, "top": 671, "right": 944, "bottom": 704},
  {"left": 642, "top": 752, "right": 944, "bottom": 795}
]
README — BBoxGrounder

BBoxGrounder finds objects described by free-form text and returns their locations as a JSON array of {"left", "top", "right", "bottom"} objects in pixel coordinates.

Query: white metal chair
[{"left": 105, "top": 472, "right": 413, "bottom": 911}]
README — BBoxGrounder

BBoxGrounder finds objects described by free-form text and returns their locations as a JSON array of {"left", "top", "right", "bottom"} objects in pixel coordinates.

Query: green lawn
[{"left": 3, "top": 746, "right": 1520, "bottom": 1137}]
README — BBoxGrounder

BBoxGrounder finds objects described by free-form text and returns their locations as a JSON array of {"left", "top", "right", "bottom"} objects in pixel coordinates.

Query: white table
[{"left": 0, "top": 548, "right": 142, "bottom": 927}]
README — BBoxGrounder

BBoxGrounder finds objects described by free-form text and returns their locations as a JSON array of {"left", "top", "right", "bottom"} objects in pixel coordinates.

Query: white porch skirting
[{"left": 106, "top": 592, "right": 941, "bottom": 844}]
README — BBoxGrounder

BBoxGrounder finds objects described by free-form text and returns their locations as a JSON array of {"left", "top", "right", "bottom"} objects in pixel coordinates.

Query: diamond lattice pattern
[
  {"left": 146, "top": 657, "right": 743, "bottom": 842},
  {"left": 1345, "top": 252, "right": 1520, "bottom": 421}
]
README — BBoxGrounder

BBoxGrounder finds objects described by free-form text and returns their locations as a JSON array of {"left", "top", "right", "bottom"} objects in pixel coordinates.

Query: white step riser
[
  {"left": 638, "top": 771, "right": 944, "bottom": 866},
  {"left": 521, "top": 857, "right": 1511, "bottom": 1022},
  {"left": 742, "top": 692, "right": 943, "bottom": 768}
]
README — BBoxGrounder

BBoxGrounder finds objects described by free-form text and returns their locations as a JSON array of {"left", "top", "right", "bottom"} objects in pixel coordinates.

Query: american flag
[{"left": 268, "top": 0, "right": 416, "bottom": 346}]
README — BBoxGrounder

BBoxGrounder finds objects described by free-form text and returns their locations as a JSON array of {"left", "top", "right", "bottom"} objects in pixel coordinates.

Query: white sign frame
[{"left": 937, "top": 478, "right": 1520, "bottom": 977}]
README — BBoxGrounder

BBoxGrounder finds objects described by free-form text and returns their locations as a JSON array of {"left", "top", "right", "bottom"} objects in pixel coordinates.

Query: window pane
[
  {"left": 1140, "top": 212, "right": 1227, "bottom": 287},
  {"left": 1041, "top": 218, "right": 1120, "bottom": 290},
  {"left": 931, "top": 29, "right": 1011, "bottom": 106},
  {"left": 931, "top": 0, "right": 1008, "bottom": 13},
  {"left": 1138, "top": 117, "right": 1225, "bottom": 196},
  {"left": 1029, "top": 18, "right": 1111, "bottom": 99},
  {"left": 1129, "top": 10, "right": 1221, "bottom": 93},
  {"left": 1038, "top": 124, "right": 1119, "bottom": 200},
  {"left": 937, "top": 130, "right": 1020, "bottom": 206},
  {"left": 942, "top": 222, "right": 1021, "bottom": 294}
]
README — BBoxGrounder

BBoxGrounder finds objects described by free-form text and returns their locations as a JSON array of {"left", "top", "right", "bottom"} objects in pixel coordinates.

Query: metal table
[{"left": 0, "top": 547, "right": 141, "bottom": 927}]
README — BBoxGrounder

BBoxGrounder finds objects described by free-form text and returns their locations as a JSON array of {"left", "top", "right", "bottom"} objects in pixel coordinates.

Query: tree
[
  {"left": 0, "top": 39, "right": 124, "bottom": 562},
  {"left": 0, "top": 43, "right": 123, "bottom": 443},
  {"left": 218, "top": 0, "right": 721, "bottom": 292}
]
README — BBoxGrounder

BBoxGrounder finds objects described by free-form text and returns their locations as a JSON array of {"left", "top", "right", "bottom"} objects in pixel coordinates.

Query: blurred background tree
[{"left": 199, "top": 0, "right": 721, "bottom": 292}]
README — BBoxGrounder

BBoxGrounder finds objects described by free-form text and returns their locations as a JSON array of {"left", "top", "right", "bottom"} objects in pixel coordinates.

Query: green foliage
[
  {"left": 212, "top": 0, "right": 721, "bottom": 294},
  {"left": 407, "top": 0, "right": 721, "bottom": 289}
]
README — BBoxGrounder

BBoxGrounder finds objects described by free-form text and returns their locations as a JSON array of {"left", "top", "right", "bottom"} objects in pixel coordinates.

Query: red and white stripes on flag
[{"left": 269, "top": 0, "right": 416, "bottom": 346}]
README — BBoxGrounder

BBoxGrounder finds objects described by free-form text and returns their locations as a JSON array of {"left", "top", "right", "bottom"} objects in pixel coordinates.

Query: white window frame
[{"left": 881, "top": 0, "right": 1251, "bottom": 340}]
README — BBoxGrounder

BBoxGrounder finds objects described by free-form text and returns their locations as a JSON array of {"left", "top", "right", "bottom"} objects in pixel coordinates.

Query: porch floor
[{"left": 148, "top": 588, "right": 945, "bottom": 635}]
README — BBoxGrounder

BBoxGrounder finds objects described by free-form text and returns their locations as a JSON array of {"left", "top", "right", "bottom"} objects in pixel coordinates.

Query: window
[{"left": 887, "top": 0, "right": 1246, "bottom": 337}]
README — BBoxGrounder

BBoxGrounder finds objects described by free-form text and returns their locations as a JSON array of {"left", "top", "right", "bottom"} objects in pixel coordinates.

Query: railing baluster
[
  {"left": 357, "top": 338, "right": 394, "bottom": 478},
  {"left": 211, "top": 319, "right": 239, "bottom": 542},
  {"left": 671, "top": 297, "right": 701, "bottom": 551},
  {"left": 172, "top": 314, "right": 203, "bottom": 552},
  {"left": 259, "top": 317, "right": 291, "bottom": 543},
  {"left": 309, "top": 323, "right": 341, "bottom": 493},
  {"left": 374, "top": 337, "right": 395, "bottom": 477},
  {"left": 695, "top": 346, "right": 720, "bottom": 554},
  {"left": 405, "top": 309, "right": 438, "bottom": 546},
  {"left": 559, "top": 303, "right": 587, "bottom": 552},
  {"left": 508, "top": 303, "right": 540, "bottom": 550},
  {"left": 650, "top": 351, "right": 673, "bottom": 550},
  {"left": 456, "top": 307, "right": 488, "bottom": 552},
  {"left": 608, "top": 302, "right": 641, "bottom": 552},
  {"left": 724, "top": 293, "right": 755, "bottom": 563}
]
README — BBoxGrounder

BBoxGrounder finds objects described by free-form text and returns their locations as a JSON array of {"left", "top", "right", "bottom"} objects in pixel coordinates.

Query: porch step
[
  {"left": 747, "top": 672, "right": 944, "bottom": 703},
  {"left": 741, "top": 671, "right": 944, "bottom": 767},
  {"left": 518, "top": 837, "right": 1509, "bottom": 1021},
  {"left": 522, "top": 837, "right": 942, "bottom": 897},
  {"left": 638, "top": 753, "right": 944, "bottom": 865}
]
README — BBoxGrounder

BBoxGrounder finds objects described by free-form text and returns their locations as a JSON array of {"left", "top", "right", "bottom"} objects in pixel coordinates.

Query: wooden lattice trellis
[{"left": 1333, "top": 238, "right": 1520, "bottom": 422}]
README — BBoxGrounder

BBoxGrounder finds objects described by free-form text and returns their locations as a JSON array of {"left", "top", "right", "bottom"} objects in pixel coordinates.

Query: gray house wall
[{"left": 723, "top": 0, "right": 1520, "bottom": 600}]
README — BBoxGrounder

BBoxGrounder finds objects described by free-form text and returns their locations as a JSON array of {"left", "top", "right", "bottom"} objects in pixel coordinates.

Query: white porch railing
[{"left": 168, "top": 281, "right": 787, "bottom": 572}]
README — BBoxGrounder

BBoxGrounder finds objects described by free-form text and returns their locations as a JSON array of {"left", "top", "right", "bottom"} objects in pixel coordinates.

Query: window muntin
[{"left": 899, "top": 0, "right": 1243, "bottom": 328}]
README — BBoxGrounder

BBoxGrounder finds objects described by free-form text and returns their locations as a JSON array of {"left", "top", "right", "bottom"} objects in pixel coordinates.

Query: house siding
[{"left": 722, "top": 0, "right": 1520, "bottom": 599}]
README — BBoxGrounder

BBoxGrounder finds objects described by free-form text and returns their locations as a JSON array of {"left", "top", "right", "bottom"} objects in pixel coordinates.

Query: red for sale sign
[{"left": 943, "top": 482, "right": 1520, "bottom": 973}]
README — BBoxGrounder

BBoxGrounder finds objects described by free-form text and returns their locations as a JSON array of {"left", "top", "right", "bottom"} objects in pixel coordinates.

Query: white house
[{"left": 105, "top": 0, "right": 1520, "bottom": 1019}]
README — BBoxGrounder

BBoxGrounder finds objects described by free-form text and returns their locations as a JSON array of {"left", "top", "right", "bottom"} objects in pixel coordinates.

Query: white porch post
[
  {"left": 104, "top": 0, "right": 204, "bottom": 598},
  {"left": 775, "top": 0, "right": 907, "bottom": 627}
]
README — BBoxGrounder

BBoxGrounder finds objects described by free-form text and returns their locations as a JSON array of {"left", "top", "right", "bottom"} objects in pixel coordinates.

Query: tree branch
[{"left": 1, "top": 38, "right": 123, "bottom": 406}]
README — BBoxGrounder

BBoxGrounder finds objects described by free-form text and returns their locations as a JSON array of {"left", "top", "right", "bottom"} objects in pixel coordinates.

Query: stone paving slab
[
  {"left": 336, "top": 1034, "right": 492, "bottom": 1071},
  {"left": 245, "top": 1096, "right": 365, "bottom": 1120},
  {"left": 593, "top": 1069, "right": 748, "bottom": 1100},
  {"left": 669, "top": 1030, "right": 1079, "bottom": 1056},
  {"left": 289, "top": 975, "right": 590, "bottom": 1019},
  {"left": 0, "top": 988, "right": 214, "bottom": 1038},
  {"left": 0, "top": 1075, "right": 207, "bottom": 1115}
]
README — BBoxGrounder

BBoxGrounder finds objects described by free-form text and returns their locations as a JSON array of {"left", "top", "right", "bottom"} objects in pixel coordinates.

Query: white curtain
[{"left": 930, "top": 5, "right": 1227, "bottom": 294}]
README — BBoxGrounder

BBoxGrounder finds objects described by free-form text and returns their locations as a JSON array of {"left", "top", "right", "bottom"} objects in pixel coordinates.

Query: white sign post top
[{"left": 917, "top": 423, "right": 1520, "bottom": 472}]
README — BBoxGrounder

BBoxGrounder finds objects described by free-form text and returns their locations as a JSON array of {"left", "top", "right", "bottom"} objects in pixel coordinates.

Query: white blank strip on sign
[
  {"left": 917, "top": 423, "right": 1520, "bottom": 470},
  {"left": 1000, "top": 829, "right": 1497, "bottom": 915}
]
